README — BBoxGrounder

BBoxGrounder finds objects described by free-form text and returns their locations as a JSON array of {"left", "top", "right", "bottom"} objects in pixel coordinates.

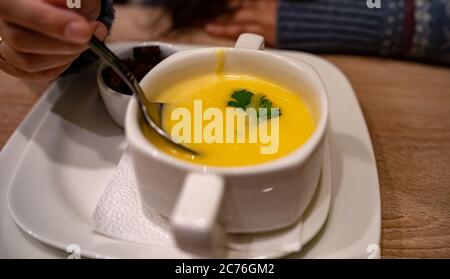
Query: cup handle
[
  {"left": 235, "top": 33, "right": 265, "bottom": 50},
  {"left": 171, "top": 173, "right": 225, "bottom": 256}
]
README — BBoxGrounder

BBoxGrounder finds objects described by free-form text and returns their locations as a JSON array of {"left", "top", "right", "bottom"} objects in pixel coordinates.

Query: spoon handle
[
  {"left": 89, "top": 36, "right": 198, "bottom": 155},
  {"left": 89, "top": 37, "right": 168, "bottom": 135},
  {"left": 89, "top": 36, "right": 147, "bottom": 104}
]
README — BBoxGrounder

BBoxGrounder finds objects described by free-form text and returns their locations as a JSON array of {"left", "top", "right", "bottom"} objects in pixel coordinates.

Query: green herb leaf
[
  {"left": 227, "top": 89, "right": 281, "bottom": 121},
  {"left": 227, "top": 89, "right": 254, "bottom": 110},
  {"left": 258, "top": 95, "right": 281, "bottom": 119}
]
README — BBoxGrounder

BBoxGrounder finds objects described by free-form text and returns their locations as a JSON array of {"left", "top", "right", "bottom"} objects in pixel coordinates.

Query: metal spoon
[{"left": 89, "top": 36, "right": 198, "bottom": 155}]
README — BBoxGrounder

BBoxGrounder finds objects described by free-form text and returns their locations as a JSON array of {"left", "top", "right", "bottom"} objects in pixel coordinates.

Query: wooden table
[{"left": 1, "top": 6, "right": 449, "bottom": 259}]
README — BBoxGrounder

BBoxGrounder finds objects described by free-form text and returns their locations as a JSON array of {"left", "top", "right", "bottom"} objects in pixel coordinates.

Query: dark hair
[{"left": 161, "top": 0, "right": 229, "bottom": 26}]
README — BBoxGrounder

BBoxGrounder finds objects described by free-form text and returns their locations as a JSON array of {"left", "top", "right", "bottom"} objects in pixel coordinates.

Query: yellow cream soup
[{"left": 142, "top": 74, "right": 315, "bottom": 167}]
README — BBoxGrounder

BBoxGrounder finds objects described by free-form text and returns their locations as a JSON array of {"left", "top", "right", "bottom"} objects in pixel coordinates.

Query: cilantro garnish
[
  {"left": 227, "top": 89, "right": 254, "bottom": 110},
  {"left": 227, "top": 89, "right": 281, "bottom": 120}
]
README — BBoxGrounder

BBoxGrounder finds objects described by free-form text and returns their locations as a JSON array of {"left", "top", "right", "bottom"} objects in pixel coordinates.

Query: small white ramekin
[{"left": 97, "top": 42, "right": 178, "bottom": 128}]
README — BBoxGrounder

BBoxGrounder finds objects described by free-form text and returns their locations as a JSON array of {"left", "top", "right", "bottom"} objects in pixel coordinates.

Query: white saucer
[
  {"left": 0, "top": 43, "right": 380, "bottom": 259},
  {"left": 7, "top": 144, "right": 330, "bottom": 259}
]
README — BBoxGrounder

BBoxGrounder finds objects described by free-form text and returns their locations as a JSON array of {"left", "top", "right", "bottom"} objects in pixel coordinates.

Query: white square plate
[{"left": 0, "top": 43, "right": 380, "bottom": 259}]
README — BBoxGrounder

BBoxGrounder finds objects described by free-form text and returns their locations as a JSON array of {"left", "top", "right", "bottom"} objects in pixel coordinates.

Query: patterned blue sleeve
[
  {"left": 277, "top": 0, "right": 450, "bottom": 65},
  {"left": 418, "top": 0, "right": 450, "bottom": 64}
]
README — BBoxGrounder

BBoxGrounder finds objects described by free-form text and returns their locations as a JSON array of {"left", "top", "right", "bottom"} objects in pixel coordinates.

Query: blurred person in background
[{"left": 0, "top": 0, "right": 449, "bottom": 81}]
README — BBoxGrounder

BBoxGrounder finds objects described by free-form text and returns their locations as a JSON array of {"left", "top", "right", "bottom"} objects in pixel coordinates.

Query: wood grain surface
[{"left": 0, "top": 5, "right": 449, "bottom": 258}]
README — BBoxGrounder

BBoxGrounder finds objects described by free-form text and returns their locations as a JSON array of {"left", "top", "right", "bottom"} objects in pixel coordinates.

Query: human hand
[
  {"left": 0, "top": 0, "right": 106, "bottom": 81},
  {"left": 205, "top": 0, "right": 277, "bottom": 46}
]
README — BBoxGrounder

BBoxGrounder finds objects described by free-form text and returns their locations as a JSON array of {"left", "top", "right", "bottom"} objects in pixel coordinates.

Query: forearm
[{"left": 276, "top": 0, "right": 450, "bottom": 65}]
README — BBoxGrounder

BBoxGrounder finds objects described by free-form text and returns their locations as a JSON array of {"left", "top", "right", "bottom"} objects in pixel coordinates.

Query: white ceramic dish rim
[
  {"left": 96, "top": 42, "right": 179, "bottom": 128},
  {"left": 96, "top": 41, "right": 179, "bottom": 97},
  {"left": 126, "top": 47, "right": 329, "bottom": 176}
]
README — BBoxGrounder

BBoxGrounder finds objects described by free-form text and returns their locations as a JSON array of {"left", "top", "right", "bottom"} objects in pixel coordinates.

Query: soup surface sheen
[{"left": 142, "top": 74, "right": 315, "bottom": 167}]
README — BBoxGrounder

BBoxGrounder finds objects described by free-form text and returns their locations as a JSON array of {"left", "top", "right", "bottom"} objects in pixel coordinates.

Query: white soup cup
[{"left": 125, "top": 34, "right": 328, "bottom": 256}]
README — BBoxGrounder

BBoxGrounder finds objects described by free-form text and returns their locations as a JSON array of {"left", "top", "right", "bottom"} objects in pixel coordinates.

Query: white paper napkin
[{"left": 92, "top": 152, "right": 303, "bottom": 257}]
